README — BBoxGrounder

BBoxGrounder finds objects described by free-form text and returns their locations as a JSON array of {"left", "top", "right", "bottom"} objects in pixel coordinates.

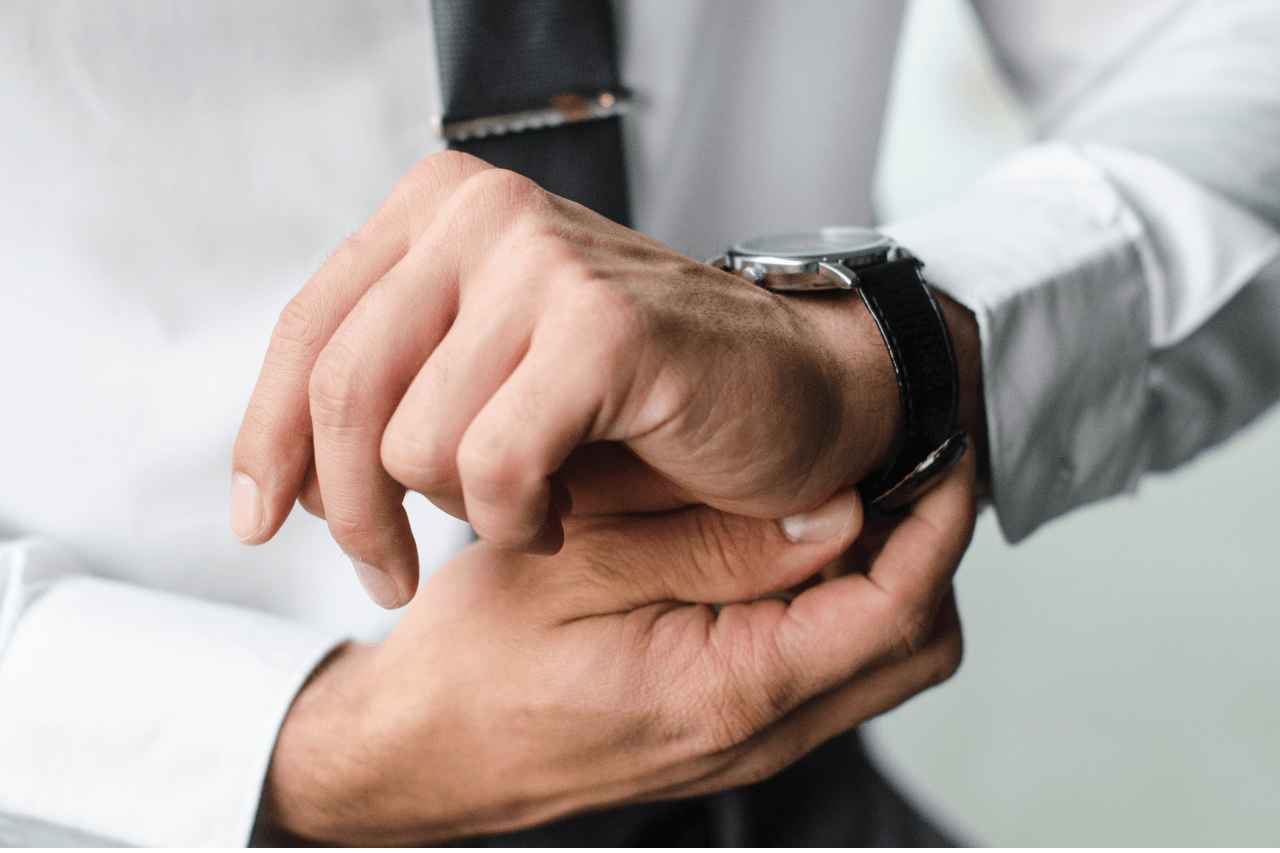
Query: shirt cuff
[
  {"left": 883, "top": 142, "right": 1280, "bottom": 542},
  {"left": 0, "top": 540, "right": 344, "bottom": 847},
  {"left": 884, "top": 143, "right": 1150, "bottom": 541}
]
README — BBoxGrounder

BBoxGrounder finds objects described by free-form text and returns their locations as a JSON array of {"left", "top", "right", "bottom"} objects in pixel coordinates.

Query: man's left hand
[{"left": 230, "top": 151, "right": 982, "bottom": 607}]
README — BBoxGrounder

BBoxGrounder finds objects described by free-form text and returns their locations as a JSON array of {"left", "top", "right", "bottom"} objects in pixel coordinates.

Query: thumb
[{"left": 556, "top": 489, "right": 864, "bottom": 611}]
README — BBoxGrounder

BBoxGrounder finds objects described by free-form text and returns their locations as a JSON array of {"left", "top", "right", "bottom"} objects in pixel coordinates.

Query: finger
[
  {"left": 742, "top": 590, "right": 963, "bottom": 772},
  {"left": 297, "top": 458, "right": 325, "bottom": 519},
  {"left": 455, "top": 292, "right": 641, "bottom": 552},
  {"left": 816, "top": 447, "right": 979, "bottom": 640},
  {"left": 380, "top": 281, "right": 539, "bottom": 520},
  {"left": 654, "top": 592, "right": 964, "bottom": 802},
  {"left": 306, "top": 234, "right": 466, "bottom": 608},
  {"left": 558, "top": 443, "right": 696, "bottom": 516},
  {"left": 543, "top": 491, "right": 864, "bottom": 614},
  {"left": 230, "top": 215, "right": 406, "bottom": 546},
  {"left": 679, "top": 459, "right": 974, "bottom": 741},
  {"left": 861, "top": 447, "right": 978, "bottom": 628},
  {"left": 311, "top": 170, "right": 556, "bottom": 598},
  {"left": 374, "top": 167, "right": 568, "bottom": 537},
  {"left": 231, "top": 150, "right": 492, "bottom": 546},
  {"left": 779, "top": 454, "right": 973, "bottom": 682}
]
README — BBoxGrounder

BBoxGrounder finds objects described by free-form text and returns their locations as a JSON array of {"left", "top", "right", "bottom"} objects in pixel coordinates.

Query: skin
[
  {"left": 230, "top": 150, "right": 990, "bottom": 842},
  {"left": 260, "top": 453, "right": 978, "bottom": 846},
  {"left": 230, "top": 151, "right": 988, "bottom": 607}
]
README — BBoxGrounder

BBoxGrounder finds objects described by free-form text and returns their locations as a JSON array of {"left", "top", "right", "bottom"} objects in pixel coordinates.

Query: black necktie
[{"left": 432, "top": 0, "right": 632, "bottom": 227}]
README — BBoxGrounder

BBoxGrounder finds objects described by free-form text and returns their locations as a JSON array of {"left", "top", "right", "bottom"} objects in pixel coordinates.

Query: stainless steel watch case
[
  {"left": 709, "top": 226, "right": 967, "bottom": 512},
  {"left": 709, "top": 226, "right": 910, "bottom": 292}
]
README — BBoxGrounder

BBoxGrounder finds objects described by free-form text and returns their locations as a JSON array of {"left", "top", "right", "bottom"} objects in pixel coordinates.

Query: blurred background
[{"left": 866, "top": 0, "right": 1280, "bottom": 845}]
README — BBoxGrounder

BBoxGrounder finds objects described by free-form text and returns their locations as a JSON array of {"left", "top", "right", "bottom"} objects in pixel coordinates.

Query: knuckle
[
  {"left": 925, "top": 611, "right": 965, "bottom": 686},
  {"left": 690, "top": 511, "right": 772, "bottom": 600},
  {"left": 455, "top": 428, "right": 522, "bottom": 491},
  {"left": 403, "top": 150, "right": 489, "bottom": 197},
  {"left": 911, "top": 631, "right": 964, "bottom": 694},
  {"left": 751, "top": 643, "right": 803, "bottom": 723},
  {"left": 933, "top": 631, "right": 964, "bottom": 685},
  {"left": 457, "top": 166, "right": 543, "bottom": 214},
  {"left": 330, "top": 228, "right": 386, "bottom": 272},
  {"left": 422, "top": 149, "right": 489, "bottom": 180},
  {"left": 380, "top": 426, "right": 453, "bottom": 493},
  {"left": 297, "top": 492, "right": 326, "bottom": 520},
  {"left": 307, "top": 340, "right": 369, "bottom": 428},
  {"left": 392, "top": 151, "right": 493, "bottom": 232},
  {"left": 692, "top": 512, "right": 750, "bottom": 590},
  {"left": 324, "top": 510, "right": 379, "bottom": 548},
  {"left": 890, "top": 604, "right": 935, "bottom": 659},
  {"left": 692, "top": 632, "right": 794, "bottom": 754},
  {"left": 271, "top": 293, "right": 330, "bottom": 357}
]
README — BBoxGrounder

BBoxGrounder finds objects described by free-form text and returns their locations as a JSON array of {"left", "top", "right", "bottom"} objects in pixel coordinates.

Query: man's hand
[
  {"left": 258, "top": 453, "right": 977, "bottom": 846},
  {"left": 231, "top": 151, "right": 931, "bottom": 607}
]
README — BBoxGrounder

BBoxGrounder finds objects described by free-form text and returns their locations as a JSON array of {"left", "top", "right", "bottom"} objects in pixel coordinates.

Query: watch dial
[{"left": 732, "top": 227, "right": 890, "bottom": 260}]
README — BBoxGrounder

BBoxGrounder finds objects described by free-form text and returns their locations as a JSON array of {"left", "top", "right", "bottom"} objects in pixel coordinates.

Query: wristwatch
[{"left": 710, "top": 226, "right": 968, "bottom": 512}]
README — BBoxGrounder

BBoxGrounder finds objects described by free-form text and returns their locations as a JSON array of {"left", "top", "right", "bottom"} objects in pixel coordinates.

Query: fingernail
[
  {"left": 229, "top": 473, "right": 264, "bottom": 542},
  {"left": 350, "top": 557, "right": 406, "bottom": 609},
  {"left": 780, "top": 491, "right": 861, "bottom": 544}
]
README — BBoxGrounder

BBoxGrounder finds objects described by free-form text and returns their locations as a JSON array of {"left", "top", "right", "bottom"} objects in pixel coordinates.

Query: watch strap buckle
[{"left": 861, "top": 431, "right": 969, "bottom": 513}]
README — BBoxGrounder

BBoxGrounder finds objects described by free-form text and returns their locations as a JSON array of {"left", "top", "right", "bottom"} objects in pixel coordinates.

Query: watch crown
[
  {"left": 742, "top": 262, "right": 767, "bottom": 283},
  {"left": 885, "top": 245, "right": 917, "bottom": 264}
]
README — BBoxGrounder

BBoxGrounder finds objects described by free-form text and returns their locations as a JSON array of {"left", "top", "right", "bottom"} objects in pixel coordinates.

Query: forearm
[{"left": 783, "top": 278, "right": 989, "bottom": 504}]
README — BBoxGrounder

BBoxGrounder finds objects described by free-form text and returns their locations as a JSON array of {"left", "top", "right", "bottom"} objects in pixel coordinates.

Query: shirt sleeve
[
  {"left": 883, "top": 0, "right": 1280, "bottom": 542},
  {"left": 0, "top": 537, "right": 345, "bottom": 847}
]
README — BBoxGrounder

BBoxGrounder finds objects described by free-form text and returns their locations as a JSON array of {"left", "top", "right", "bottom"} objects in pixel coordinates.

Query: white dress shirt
[{"left": 0, "top": 0, "right": 1277, "bottom": 845}]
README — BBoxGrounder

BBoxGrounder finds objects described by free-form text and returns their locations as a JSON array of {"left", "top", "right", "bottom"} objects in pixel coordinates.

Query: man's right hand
[{"left": 258, "top": 452, "right": 976, "bottom": 846}]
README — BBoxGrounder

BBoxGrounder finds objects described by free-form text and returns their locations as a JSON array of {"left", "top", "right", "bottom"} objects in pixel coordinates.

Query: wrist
[
  {"left": 259, "top": 641, "right": 380, "bottom": 844},
  {"left": 258, "top": 630, "right": 512, "bottom": 846},
  {"left": 788, "top": 292, "right": 902, "bottom": 485},
  {"left": 788, "top": 284, "right": 988, "bottom": 501}
]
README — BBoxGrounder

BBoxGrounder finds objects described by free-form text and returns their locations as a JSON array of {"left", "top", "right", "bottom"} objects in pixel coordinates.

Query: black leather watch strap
[{"left": 852, "top": 257, "right": 963, "bottom": 510}]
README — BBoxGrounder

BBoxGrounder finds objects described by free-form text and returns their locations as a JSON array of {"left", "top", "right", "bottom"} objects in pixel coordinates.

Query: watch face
[{"left": 731, "top": 227, "right": 891, "bottom": 263}]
